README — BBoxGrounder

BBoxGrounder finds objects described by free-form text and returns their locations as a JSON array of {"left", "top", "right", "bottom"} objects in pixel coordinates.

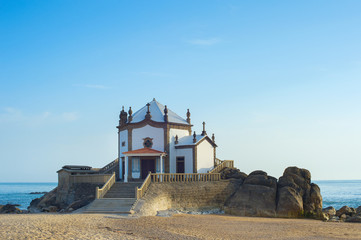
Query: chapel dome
[{"left": 129, "top": 99, "right": 190, "bottom": 125}]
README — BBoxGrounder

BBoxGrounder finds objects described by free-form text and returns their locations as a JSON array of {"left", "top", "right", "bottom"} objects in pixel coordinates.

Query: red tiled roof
[{"left": 122, "top": 147, "right": 165, "bottom": 155}]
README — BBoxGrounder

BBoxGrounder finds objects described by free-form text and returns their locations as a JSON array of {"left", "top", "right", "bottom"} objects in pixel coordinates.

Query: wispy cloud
[
  {"left": 187, "top": 38, "right": 221, "bottom": 46},
  {"left": 73, "top": 84, "right": 109, "bottom": 89}
]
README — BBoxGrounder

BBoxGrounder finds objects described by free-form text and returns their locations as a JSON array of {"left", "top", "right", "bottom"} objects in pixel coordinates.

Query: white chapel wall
[
  {"left": 174, "top": 148, "right": 193, "bottom": 173},
  {"left": 132, "top": 125, "right": 164, "bottom": 151},
  {"left": 169, "top": 128, "right": 191, "bottom": 173},
  {"left": 119, "top": 130, "right": 128, "bottom": 157},
  {"left": 196, "top": 140, "right": 214, "bottom": 173}
]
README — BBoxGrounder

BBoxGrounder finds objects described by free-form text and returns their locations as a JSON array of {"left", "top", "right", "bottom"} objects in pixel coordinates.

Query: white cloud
[{"left": 187, "top": 38, "right": 221, "bottom": 46}]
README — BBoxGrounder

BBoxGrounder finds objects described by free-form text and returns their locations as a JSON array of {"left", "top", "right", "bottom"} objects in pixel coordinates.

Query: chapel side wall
[
  {"left": 136, "top": 180, "right": 240, "bottom": 216},
  {"left": 196, "top": 141, "right": 214, "bottom": 173},
  {"left": 119, "top": 130, "right": 128, "bottom": 158},
  {"left": 132, "top": 125, "right": 164, "bottom": 151},
  {"left": 175, "top": 148, "right": 193, "bottom": 173},
  {"left": 169, "top": 128, "right": 190, "bottom": 173}
]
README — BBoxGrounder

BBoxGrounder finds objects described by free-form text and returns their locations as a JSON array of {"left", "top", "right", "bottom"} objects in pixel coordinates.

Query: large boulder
[
  {"left": 225, "top": 170, "right": 277, "bottom": 217},
  {"left": 336, "top": 206, "right": 355, "bottom": 217},
  {"left": 65, "top": 196, "right": 94, "bottom": 212},
  {"left": 28, "top": 187, "right": 58, "bottom": 213},
  {"left": 276, "top": 167, "right": 322, "bottom": 218},
  {"left": 276, "top": 187, "right": 304, "bottom": 218},
  {"left": 0, "top": 204, "right": 22, "bottom": 214},
  {"left": 220, "top": 167, "right": 247, "bottom": 181},
  {"left": 323, "top": 206, "right": 336, "bottom": 217}
]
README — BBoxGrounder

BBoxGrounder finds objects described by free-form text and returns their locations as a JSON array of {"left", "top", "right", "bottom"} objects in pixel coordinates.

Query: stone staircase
[
  {"left": 82, "top": 182, "right": 142, "bottom": 214},
  {"left": 104, "top": 182, "right": 141, "bottom": 198}
]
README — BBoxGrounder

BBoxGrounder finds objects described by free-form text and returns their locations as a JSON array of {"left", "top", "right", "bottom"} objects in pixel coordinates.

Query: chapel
[{"left": 117, "top": 98, "right": 217, "bottom": 182}]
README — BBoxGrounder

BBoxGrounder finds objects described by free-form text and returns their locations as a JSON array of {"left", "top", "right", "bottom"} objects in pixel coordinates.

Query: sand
[{"left": 0, "top": 214, "right": 360, "bottom": 240}]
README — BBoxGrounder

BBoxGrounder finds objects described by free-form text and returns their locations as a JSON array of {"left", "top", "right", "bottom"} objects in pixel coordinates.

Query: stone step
[{"left": 83, "top": 198, "right": 136, "bottom": 214}]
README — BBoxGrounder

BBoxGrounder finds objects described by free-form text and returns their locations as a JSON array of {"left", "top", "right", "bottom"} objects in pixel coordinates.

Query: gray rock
[
  {"left": 0, "top": 204, "right": 22, "bottom": 214},
  {"left": 346, "top": 216, "right": 361, "bottom": 223},
  {"left": 276, "top": 167, "right": 322, "bottom": 219},
  {"left": 356, "top": 206, "right": 361, "bottom": 215},
  {"left": 220, "top": 167, "right": 247, "bottom": 181},
  {"left": 225, "top": 171, "right": 277, "bottom": 217},
  {"left": 323, "top": 206, "right": 336, "bottom": 217},
  {"left": 276, "top": 187, "right": 303, "bottom": 218},
  {"left": 336, "top": 206, "right": 353, "bottom": 217}
]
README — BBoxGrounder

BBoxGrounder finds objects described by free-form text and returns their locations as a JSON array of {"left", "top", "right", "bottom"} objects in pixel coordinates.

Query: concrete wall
[{"left": 136, "top": 180, "right": 240, "bottom": 216}]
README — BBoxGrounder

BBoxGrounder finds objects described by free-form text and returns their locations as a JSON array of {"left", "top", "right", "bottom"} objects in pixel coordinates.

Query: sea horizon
[{"left": 1, "top": 180, "right": 360, "bottom": 210}]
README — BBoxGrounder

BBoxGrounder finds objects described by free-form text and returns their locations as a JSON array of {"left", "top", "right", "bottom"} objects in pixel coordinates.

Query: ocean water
[
  {"left": 315, "top": 180, "right": 361, "bottom": 210},
  {"left": 0, "top": 181, "right": 360, "bottom": 211},
  {"left": 0, "top": 183, "right": 57, "bottom": 210}
]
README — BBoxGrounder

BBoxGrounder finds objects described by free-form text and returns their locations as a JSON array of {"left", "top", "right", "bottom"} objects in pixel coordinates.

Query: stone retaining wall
[{"left": 135, "top": 180, "right": 240, "bottom": 216}]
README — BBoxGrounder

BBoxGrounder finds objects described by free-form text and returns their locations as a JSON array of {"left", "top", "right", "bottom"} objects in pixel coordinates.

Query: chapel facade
[{"left": 117, "top": 98, "right": 217, "bottom": 182}]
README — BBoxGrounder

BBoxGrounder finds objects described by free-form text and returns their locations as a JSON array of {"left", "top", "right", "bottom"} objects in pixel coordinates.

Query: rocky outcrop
[
  {"left": 0, "top": 204, "right": 22, "bottom": 214},
  {"left": 276, "top": 167, "right": 322, "bottom": 218},
  {"left": 225, "top": 171, "right": 277, "bottom": 217},
  {"left": 322, "top": 205, "right": 361, "bottom": 223},
  {"left": 28, "top": 187, "right": 58, "bottom": 213},
  {"left": 221, "top": 167, "right": 248, "bottom": 181},
  {"left": 224, "top": 166, "right": 323, "bottom": 219}
]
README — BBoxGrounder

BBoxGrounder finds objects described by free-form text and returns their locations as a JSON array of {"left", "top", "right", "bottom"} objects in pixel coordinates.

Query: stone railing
[
  {"left": 98, "top": 158, "right": 119, "bottom": 174},
  {"left": 151, "top": 173, "right": 221, "bottom": 182},
  {"left": 136, "top": 172, "right": 221, "bottom": 199},
  {"left": 209, "top": 160, "right": 234, "bottom": 173},
  {"left": 136, "top": 171, "right": 152, "bottom": 200},
  {"left": 96, "top": 172, "right": 116, "bottom": 199}
]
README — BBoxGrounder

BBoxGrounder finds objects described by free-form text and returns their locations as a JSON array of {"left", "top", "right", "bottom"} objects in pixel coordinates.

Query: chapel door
[{"left": 141, "top": 159, "right": 155, "bottom": 179}]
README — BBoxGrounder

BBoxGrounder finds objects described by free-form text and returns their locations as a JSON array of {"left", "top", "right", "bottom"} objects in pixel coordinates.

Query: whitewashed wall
[
  {"left": 169, "top": 128, "right": 190, "bottom": 173},
  {"left": 132, "top": 125, "right": 164, "bottom": 151},
  {"left": 196, "top": 140, "right": 214, "bottom": 173},
  {"left": 174, "top": 148, "right": 193, "bottom": 173},
  {"left": 119, "top": 130, "right": 128, "bottom": 157}
]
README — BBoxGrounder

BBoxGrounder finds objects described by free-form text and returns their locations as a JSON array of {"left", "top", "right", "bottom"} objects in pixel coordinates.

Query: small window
[
  {"left": 143, "top": 137, "right": 153, "bottom": 148},
  {"left": 122, "top": 141, "right": 126, "bottom": 147}
]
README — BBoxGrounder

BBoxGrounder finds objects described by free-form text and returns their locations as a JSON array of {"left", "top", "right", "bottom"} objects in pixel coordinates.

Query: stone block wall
[{"left": 136, "top": 180, "right": 240, "bottom": 216}]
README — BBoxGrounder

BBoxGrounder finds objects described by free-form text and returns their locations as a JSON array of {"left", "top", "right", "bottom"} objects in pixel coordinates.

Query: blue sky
[{"left": 1, "top": 0, "right": 361, "bottom": 181}]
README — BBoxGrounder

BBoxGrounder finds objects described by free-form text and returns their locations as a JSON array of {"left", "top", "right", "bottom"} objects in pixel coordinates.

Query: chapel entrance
[{"left": 141, "top": 159, "right": 156, "bottom": 179}]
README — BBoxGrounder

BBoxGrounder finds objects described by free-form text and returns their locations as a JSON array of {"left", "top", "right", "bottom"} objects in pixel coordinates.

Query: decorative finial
[
  {"left": 175, "top": 135, "right": 178, "bottom": 144},
  {"left": 201, "top": 122, "right": 207, "bottom": 136},
  {"left": 212, "top": 133, "right": 215, "bottom": 143},
  {"left": 128, "top": 107, "right": 133, "bottom": 122},
  {"left": 119, "top": 106, "right": 128, "bottom": 125},
  {"left": 193, "top": 131, "right": 197, "bottom": 143},
  {"left": 186, "top": 109, "right": 191, "bottom": 124},
  {"left": 164, "top": 105, "right": 168, "bottom": 122},
  {"left": 145, "top": 103, "right": 152, "bottom": 120}
]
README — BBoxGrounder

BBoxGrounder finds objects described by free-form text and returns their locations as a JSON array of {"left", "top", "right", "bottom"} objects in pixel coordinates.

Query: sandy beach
[{"left": 0, "top": 214, "right": 360, "bottom": 240}]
